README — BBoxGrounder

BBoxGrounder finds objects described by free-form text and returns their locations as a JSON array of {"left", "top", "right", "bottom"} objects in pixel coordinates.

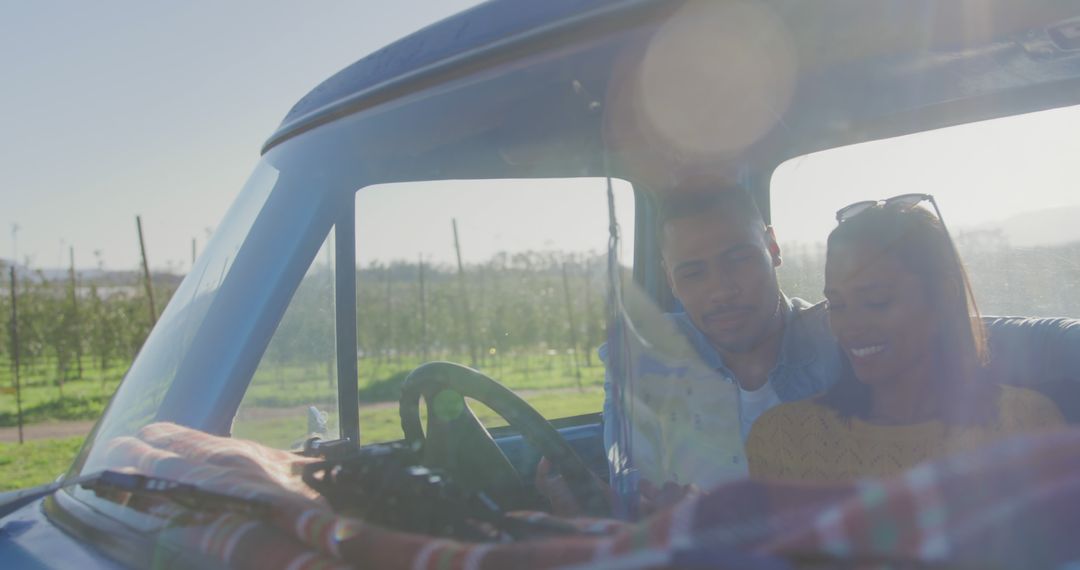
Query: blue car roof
[
  {"left": 278, "top": 0, "right": 643, "bottom": 131},
  {"left": 267, "top": 0, "right": 1080, "bottom": 160}
]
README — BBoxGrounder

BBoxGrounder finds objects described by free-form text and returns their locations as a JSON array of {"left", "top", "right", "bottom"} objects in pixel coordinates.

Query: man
[{"left": 602, "top": 185, "right": 840, "bottom": 488}]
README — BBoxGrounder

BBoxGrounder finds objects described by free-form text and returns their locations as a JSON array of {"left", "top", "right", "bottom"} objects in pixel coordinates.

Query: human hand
[
  {"left": 534, "top": 456, "right": 584, "bottom": 516},
  {"left": 638, "top": 478, "right": 700, "bottom": 516},
  {"left": 534, "top": 456, "right": 614, "bottom": 517}
]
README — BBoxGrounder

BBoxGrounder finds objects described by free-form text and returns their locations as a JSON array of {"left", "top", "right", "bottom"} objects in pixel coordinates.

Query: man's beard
[{"left": 706, "top": 296, "right": 782, "bottom": 354}]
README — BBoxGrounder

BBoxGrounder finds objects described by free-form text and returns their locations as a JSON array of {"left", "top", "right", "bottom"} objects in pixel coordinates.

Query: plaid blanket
[{"left": 95, "top": 422, "right": 1080, "bottom": 569}]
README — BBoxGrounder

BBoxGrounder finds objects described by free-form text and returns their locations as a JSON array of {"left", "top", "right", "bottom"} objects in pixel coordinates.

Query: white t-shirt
[{"left": 738, "top": 379, "right": 782, "bottom": 442}]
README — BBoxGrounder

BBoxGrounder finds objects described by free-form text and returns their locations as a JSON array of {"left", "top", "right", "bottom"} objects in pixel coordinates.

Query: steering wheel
[{"left": 399, "top": 361, "right": 610, "bottom": 516}]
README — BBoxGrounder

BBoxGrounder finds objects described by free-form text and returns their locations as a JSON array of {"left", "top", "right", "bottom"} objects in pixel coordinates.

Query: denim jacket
[
  {"left": 664, "top": 296, "right": 840, "bottom": 402},
  {"left": 601, "top": 295, "right": 841, "bottom": 484}
]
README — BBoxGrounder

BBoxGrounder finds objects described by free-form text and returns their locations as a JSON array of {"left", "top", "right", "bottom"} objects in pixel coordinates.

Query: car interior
[{"left": 248, "top": 0, "right": 1080, "bottom": 510}]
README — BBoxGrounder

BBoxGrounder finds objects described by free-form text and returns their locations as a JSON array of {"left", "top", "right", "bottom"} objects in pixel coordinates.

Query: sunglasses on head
[{"left": 835, "top": 193, "right": 947, "bottom": 231}]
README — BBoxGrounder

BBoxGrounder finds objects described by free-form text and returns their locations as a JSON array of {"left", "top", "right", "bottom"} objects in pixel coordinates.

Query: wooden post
[
  {"left": 561, "top": 262, "right": 583, "bottom": 388},
  {"left": 136, "top": 216, "right": 157, "bottom": 325},
  {"left": 191, "top": 238, "right": 197, "bottom": 267},
  {"left": 384, "top": 267, "right": 397, "bottom": 366},
  {"left": 582, "top": 260, "right": 595, "bottom": 367},
  {"left": 452, "top": 219, "right": 479, "bottom": 368},
  {"left": 9, "top": 267, "right": 24, "bottom": 444},
  {"left": 477, "top": 266, "right": 488, "bottom": 368},
  {"left": 418, "top": 255, "right": 427, "bottom": 362},
  {"left": 69, "top": 246, "right": 83, "bottom": 379}
]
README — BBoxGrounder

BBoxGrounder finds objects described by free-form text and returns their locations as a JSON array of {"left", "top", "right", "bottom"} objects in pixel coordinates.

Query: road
[{"left": 0, "top": 420, "right": 97, "bottom": 443}]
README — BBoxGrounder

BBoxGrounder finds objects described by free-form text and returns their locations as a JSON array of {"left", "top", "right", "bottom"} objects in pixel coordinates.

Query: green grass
[
  {"left": 0, "top": 358, "right": 128, "bottom": 393},
  {"left": 243, "top": 352, "right": 604, "bottom": 409},
  {"left": 234, "top": 351, "right": 605, "bottom": 447},
  {"left": 0, "top": 358, "right": 125, "bottom": 427},
  {"left": 2, "top": 388, "right": 603, "bottom": 493},
  {"left": 0, "top": 392, "right": 115, "bottom": 427},
  {"left": 234, "top": 387, "right": 605, "bottom": 448},
  {"left": 0, "top": 351, "right": 605, "bottom": 488},
  {"left": 0, "top": 436, "right": 83, "bottom": 492},
  {"left": 0, "top": 351, "right": 601, "bottom": 428}
]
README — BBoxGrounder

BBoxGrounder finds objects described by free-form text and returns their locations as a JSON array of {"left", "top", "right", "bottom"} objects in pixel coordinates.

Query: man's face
[{"left": 662, "top": 209, "right": 783, "bottom": 353}]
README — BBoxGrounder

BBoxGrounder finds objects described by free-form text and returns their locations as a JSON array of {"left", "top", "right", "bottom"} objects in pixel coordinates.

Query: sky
[
  {"left": 354, "top": 178, "right": 637, "bottom": 267},
  {"left": 771, "top": 103, "right": 1080, "bottom": 247},
  {"left": 4, "top": 1, "right": 1080, "bottom": 274},
  {"left": 1, "top": 1, "right": 483, "bottom": 273}
]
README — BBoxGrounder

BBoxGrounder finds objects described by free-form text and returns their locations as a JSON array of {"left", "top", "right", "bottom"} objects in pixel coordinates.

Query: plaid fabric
[{"left": 92, "top": 422, "right": 1080, "bottom": 569}]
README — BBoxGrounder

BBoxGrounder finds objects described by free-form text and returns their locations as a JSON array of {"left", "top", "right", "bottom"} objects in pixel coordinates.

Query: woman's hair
[{"left": 817, "top": 203, "right": 996, "bottom": 425}]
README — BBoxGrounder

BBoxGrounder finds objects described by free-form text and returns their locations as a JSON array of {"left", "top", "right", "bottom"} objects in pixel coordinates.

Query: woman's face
[{"left": 824, "top": 242, "right": 939, "bottom": 387}]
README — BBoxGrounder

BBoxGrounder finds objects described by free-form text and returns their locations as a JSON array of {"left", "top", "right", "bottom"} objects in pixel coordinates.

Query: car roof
[
  {"left": 265, "top": 0, "right": 654, "bottom": 153},
  {"left": 265, "top": 0, "right": 1080, "bottom": 172}
]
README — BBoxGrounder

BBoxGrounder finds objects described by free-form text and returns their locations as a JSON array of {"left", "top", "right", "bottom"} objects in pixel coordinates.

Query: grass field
[
  {"left": 0, "top": 359, "right": 126, "bottom": 427},
  {"left": 0, "top": 352, "right": 601, "bottom": 426},
  {"left": 234, "top": 386, "right": 605, "bottom": 448},
  {"left": 243, "top": 352, "right": 604, "bottom": 408},
  {"left": 0, "top": 352, "right": 606, "bottom": 492},
  {"left": 0, "top": 436, "right": 83, "bottom": 492},
  {"left": 2, "top": 389, "right": 604, "bottom": 492}
]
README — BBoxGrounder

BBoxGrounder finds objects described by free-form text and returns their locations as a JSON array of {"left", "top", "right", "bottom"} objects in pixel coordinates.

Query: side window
[
  {"left": 771, "top": 104, "right": 1080, "bottom": 318},
  {"left": 354, "top": 178, "right": 635, "bottom": 443},
  {"left": 233, "top": 229, "right": 338, "bottom": 448}
]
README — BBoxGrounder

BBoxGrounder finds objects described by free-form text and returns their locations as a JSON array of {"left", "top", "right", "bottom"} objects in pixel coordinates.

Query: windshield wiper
[
  {"left": 0, "top": 470, "right": 272, "bottom": 519},
  {"left": 80, "top": 470, "right": 274, "bottom": 516}
]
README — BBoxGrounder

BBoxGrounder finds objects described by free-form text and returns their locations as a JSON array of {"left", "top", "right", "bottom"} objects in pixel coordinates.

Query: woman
[{"left": 746, "top": 194, "right": 1064, "bottom": 481}]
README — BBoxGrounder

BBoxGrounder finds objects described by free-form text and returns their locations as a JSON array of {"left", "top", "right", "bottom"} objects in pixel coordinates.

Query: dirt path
[
  {"left": 0, "top": 386, "right": 601, "bottom": 442},
  {"left": 0, "top": 420, "right": 98, "bottom": 443}
]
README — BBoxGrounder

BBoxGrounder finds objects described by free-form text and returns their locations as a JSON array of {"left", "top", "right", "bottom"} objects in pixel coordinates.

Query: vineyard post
[
  {"left": 418, "top": 255, "right": 427, "bottom": 361},
  {"left": 561, "top": 262, "right": 583, "bottom": 389},
  {"left": 69, "top": 246, "right": 83, "bottom": 379},
  {"left": 452, "top": 219, "right": 479, "bottom": 368},
  {"left": 136, "top": 216, "right": 157, "bottom": 325},
  {"left": 384, "top": 267, "right": 397, "bottom": 366},
  {"left": 9, "top": 267, "right": 24, "bottom": 444},
  {"left": 582, "top": 259, "right": 594, "bottom": 367},
  {"left": 477, "top": 266, "right": 488, "bottom": 368}
]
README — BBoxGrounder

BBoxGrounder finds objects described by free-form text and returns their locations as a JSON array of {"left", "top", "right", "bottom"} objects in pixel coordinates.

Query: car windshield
[
  {"left": 70, "top": 160, "right": 282, "bottom": 476},
  {"left": 228, "top": 176, "right": 637, "bottom": 449},
  {"left": 69, "top": 110, "right": 639, "bottom": 478}
]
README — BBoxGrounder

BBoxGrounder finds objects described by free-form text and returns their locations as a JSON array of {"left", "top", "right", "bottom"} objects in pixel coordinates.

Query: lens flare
[{"left": 607, "top": 1, "right": 796, "bottom": 187}]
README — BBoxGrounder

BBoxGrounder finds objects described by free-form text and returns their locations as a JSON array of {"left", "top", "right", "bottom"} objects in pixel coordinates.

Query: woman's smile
[{"left": 849, "top": 344, "right": 885, "bottom": 359}]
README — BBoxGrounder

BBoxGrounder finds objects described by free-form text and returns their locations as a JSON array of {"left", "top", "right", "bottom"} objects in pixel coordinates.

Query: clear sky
[
  {"left": 1, "top": 1, "right": 482, "bottom": 273},
  {"left": 771, "top": 104, "right": 1080, "bottom": 247},
  {"left": 355, "top": 178, "right": 637, "bottom": 267}
]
